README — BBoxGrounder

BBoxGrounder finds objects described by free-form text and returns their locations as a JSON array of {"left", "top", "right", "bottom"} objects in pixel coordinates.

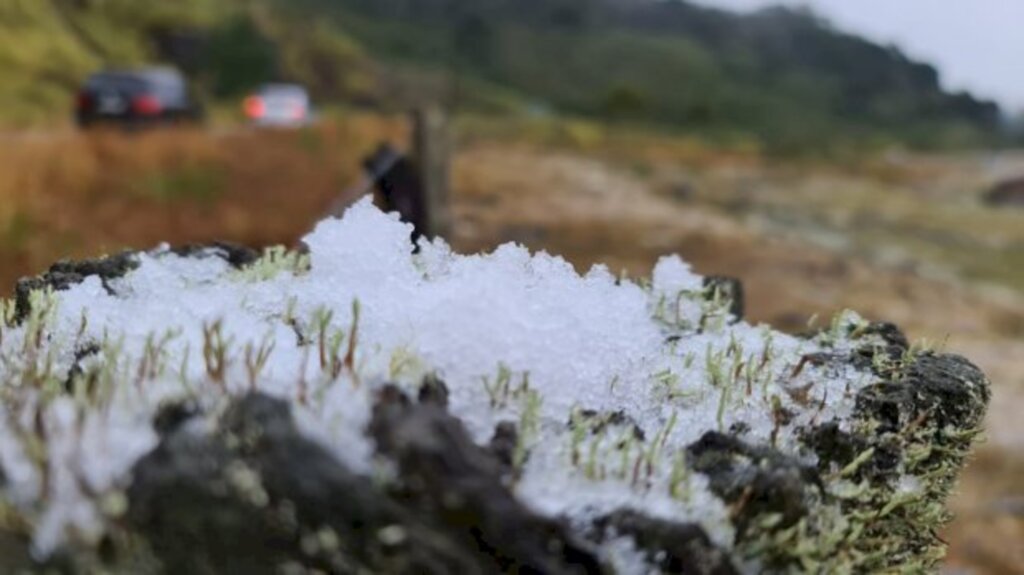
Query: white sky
[{"left": 692, "top": 0, "right": 1024, "bottom": 112}]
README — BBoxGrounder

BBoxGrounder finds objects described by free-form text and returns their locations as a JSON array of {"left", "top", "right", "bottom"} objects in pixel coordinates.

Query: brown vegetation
[{"left": 0, "top": 116, "right": 407, "bottom": 290}]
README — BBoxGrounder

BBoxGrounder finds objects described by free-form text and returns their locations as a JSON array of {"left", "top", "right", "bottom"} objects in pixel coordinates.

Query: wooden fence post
[{"left": 412, "top": 107, "right": 452, "bottom": 240}]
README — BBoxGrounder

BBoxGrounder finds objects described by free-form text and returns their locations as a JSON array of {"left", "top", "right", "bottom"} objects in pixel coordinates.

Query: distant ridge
[{"left": 0, "top": 0, "right": 1004, "bottom": 150}]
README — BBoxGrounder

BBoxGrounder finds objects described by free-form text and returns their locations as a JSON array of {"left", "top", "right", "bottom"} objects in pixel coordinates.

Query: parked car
[
  {"left": 75, "top": 68, "right": 203, "bottom": 128},
  {"left": 243, "top": 84, "right": 313, "bottom": 127}
]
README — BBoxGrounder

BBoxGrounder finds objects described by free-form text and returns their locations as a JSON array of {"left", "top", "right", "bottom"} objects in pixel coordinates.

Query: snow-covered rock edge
[{"left": 0, "top": 197, "right": 988, "bottom": 573}]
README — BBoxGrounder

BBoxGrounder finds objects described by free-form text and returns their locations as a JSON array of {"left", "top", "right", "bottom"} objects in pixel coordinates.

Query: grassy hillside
[
  {"left": 309, "top": 0, "right": 1003, "bottom": 151},
  {"left": 0, "top": 0, "right": 376, "bottom": 126},
  {"left": 0, "top": 0, "right": 229, "bottom": 126},
  {"left": 0, "top": 0, "right": 1007, "bottom": 152},
  {"left": 0, "top": 0, "right": 97, "bottom": 126}
]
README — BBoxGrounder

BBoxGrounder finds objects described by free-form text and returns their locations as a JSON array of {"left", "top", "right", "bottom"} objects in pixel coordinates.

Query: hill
[
  {"left": 0, "top": 0, "right": 1005, "bottom": 151},
  {"left": 0, "top": 0, "right": 374, "bottom": 126},
  {"left": 306, "top": 0, "right": 1002, "bottom": 151}
]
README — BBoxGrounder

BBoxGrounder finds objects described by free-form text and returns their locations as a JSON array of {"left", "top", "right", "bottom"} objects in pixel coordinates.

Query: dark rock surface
[
  {"left": 703, "top": 276, "right": 745, "bottom": 322},
  {"left": 593, "top": 510, "right": 737, "bottom": 575},
  {"left": 14, "top": 251, "right": 138, "bottom": 321},
  {"left": 170, "top": 242, "right": 260, "bottom": 269},
  {"left": 127, "top": 390, "right": 604, "bottom": 574},
  {"left": 985, "top": 176, "right": 1024, "bottom": 207},
  {"left": 13, "top": 242, "right": 259, "bottom": 324},
  {"left": 687, "top": 432, "right": 818, "bottom": 537},
  {"left": 369, "top": 385, "right": 603, "bottom": 574}
]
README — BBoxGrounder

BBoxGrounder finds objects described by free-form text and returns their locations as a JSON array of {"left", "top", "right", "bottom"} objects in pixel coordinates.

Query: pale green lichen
[
  {"left": 233, "top": 246, "right": 310, "bottom": 283},
  {"left": 727, "top": 316, "right": 990, "bottom": 573}
]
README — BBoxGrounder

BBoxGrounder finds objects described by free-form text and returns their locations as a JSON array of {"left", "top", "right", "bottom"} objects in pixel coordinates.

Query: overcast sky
[{"left": 692, "top": 0, "right": 1024, "bottom": 112}]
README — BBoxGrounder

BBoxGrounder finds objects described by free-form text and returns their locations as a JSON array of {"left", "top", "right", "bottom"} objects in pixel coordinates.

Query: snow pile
[{"left": 0, "top": 197, "right": 879, "bottom": 568}]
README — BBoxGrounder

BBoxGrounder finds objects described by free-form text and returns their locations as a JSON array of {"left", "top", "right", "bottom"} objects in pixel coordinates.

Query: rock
[
  {"left": 170, "top": 242, "right": 261, "bottom": 269},
  {"left": 14, "top": 251, "right": 138, "bottom": 322},
  {"left": 127, "top": 390, "right": 603, "bottom": 574},
  {"left": 417, "top": 374, "right": 451, "bottom": 408},
  {"left": 984, "top": 176, "right": 1024, "bottom": 207},
  {"left": 369, "top": 385, "right": 604, "bottom": 574},
  {"left": 130, "top": 392, "right": 466, "bottom": 574},
  {"left": 687, "top": 431, "right": 817, "bottom": 537},
  {"left": 0, "top": 201, "right": 990, "bottom": 573},
  {"left": 13, "top": 242, "right": 259, "bottom": 324},
  {"left": 592, "top": 510, "right": 737, "bottom": 575},
  {"left": 488, "top": 421, "right": 519, "bottom": 472}
]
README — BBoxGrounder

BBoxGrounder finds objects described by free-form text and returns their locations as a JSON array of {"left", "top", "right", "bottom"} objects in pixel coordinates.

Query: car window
[
  {"left": 151, "top": 76, "right": 187, "bottom": 100},
  {"left": 86, "top": 71, "right": 189, "bottom": 99},
  {"left": 85, "top": 74, "right": 146, "bottom": 94},
  {"left": 260, "top": 85, "right": 309, "bottom": 100}
]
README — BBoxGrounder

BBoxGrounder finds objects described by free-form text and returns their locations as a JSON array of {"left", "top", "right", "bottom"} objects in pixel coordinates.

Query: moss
[
  {"left": 788, "top": 334, "right": 990, "bottom": 573},
  {"left": 660, "top": 316, "right": 993, "bottom": 573},
  {"left": 233, "top": 246, "right": 311, "bottom": 282}
]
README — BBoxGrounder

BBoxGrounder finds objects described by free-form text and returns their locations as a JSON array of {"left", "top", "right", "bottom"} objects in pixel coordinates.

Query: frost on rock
[{"left": 0, "top": 197, "right": 990, "bottom": 574}]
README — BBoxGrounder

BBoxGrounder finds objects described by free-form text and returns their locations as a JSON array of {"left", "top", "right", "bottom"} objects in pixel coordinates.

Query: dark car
[{"left": 75, "top": 68, "right": 203, "bottom": 128}]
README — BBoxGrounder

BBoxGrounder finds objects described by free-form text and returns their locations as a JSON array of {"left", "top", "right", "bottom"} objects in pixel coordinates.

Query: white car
[{"left": 243, "top": 84, "right": 313, "bottom": 127}]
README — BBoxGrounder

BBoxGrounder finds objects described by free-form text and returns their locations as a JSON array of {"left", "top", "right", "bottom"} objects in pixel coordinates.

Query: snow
[{"left": 0, "top": 196, "right": 879, "bottom": 564}]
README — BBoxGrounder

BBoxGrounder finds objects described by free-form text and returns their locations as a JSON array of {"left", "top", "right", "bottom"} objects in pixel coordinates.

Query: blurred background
[{"left": 1, "top": 1, "right": 1022, "bottom": 571}]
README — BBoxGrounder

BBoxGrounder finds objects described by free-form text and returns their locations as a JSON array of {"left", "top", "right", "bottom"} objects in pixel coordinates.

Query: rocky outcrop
[{"left": 0, "top": 202, "right": 990, "bottom": 573}]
